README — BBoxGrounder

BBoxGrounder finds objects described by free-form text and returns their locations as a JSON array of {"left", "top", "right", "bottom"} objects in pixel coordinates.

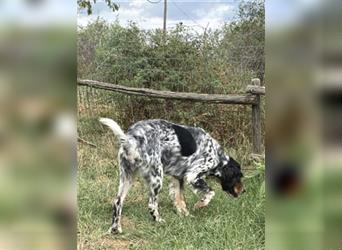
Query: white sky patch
[
  {"left": 213, "top": 4, "right": 232, "bottom": 17},
  {"left": 195, "top": 4, "right": 231, "bottom": 19},
  {"left": 129, "top": 0, "right": 146, "bottom": 8},
  {"left": 190, "top": 4, "right": 232, "bottom": 30}
]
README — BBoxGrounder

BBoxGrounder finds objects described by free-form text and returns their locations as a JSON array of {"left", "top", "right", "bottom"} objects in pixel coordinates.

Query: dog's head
[{"left": 214, "top": 157, "right": 245, "bottom": 198}]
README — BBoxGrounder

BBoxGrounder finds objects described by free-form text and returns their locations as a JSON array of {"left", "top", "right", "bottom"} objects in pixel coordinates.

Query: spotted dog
[{"left": 99, "top": 118, "right": 245, "bottom": 233}]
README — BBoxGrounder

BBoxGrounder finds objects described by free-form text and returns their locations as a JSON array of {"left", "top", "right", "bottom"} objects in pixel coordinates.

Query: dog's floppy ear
[
  {"left": 172, "top": 124, "right": 197, "bottom": 156},
  {"left": 228, "top": 157, "right": 243, "bottom": 177},
  {"left": 228, "top": 157, "right": 241, "bottom": 170}
]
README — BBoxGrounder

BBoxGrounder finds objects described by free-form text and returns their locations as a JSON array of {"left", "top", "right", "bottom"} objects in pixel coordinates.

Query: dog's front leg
[{"left": 189, "top": 178, "right": 215, "bottom": 209}]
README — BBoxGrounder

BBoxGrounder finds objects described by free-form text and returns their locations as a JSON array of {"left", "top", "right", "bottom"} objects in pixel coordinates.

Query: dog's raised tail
[{"left": 99, "top": 118, "right": 126, "bottom": 142}]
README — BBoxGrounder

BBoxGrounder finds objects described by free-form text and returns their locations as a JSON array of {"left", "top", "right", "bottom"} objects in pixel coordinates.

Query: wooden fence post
[{"left": 251, "top": 78, "right": 262, "bottom": 154}]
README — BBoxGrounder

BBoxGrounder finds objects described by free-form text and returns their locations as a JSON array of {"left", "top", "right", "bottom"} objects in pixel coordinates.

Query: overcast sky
[
  {"left": 0, "top": 0, "right": 319, "bottom": 30},
  {"left": 77, "top": 0, "right": 322, "bottom": 32},
  {"left": 77, "top": 0, "right": 241, "bottom": 32}
]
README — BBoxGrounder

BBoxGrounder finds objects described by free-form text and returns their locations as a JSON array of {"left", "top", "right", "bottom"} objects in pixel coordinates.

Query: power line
[
  {"left": 146, "top": 0, "right": 162, "bottom": 3},
  {"left": 171, "top": 1, "right": 205, "bottom": 29}
]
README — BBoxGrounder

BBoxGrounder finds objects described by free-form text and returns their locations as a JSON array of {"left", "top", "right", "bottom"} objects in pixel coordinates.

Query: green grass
[{"left": 78, "top": 136, "right": 265, "bottom": 250}]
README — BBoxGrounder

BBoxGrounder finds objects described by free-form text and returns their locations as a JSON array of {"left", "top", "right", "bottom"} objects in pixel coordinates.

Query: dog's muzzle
[{"left": 232, "top": 182, "right": 245, "bottom": 197}]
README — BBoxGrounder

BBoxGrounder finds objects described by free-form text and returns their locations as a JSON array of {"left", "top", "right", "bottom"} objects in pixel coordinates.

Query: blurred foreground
[
  {"left": 267, "top": 0, "right": 342, "bottom": 249},
  {"left": 0, "top": 0, "right": 76, "bottom": 249}
]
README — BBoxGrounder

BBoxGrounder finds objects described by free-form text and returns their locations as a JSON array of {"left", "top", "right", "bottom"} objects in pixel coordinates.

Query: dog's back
[
  {"left": 124, "top": 119, "right": 220, "bottom": 177},
  {"left": 101, "top": 118, "right": 222, "bottom": 177},
  {"left": 125, "top": 119, "right": 182, "bottom": 165}
]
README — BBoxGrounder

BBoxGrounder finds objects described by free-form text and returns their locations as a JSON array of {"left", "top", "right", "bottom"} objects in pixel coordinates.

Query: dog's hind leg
[
  {"left": 169, "top": 177, "right": 189, "bottom": 216},
  {"left": 109, "top": 162, "right": 133, "bottom": 234},
  {"left": 145, "top": 165, "right": 164, "bottom": 222}
]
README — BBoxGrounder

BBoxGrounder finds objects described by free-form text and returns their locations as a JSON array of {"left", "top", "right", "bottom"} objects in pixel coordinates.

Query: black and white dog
[{"left": 99, "top": 118, "right": 244, "bottom": 233}]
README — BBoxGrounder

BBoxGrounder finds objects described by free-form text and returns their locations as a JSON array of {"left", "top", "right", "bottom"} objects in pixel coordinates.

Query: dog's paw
[
  {"left": 193, "top": 201, "right": 208, "bottom": 209},
  {"left": 194, "top": 191, "right": 215, "bottom": 209},
  {"left": 176, "top": 206, "right": 190, "bottom": 216},
  {"left": 182, "top": 209, "right": 190, "bottom": 216},
  {"left": 107, "top": 225, "right": 122, "bottom": 234},
  {"left": 156, "top": 217, "right": 165, "bottom": 223}
]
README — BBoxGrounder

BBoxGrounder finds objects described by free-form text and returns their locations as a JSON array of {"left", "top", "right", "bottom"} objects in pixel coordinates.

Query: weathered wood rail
[
  {"left": 77, "top": 79, "right": 258, "bottom": 105},
  {"left": 77, "top": 78, "right": 265, "bottom": 154}
]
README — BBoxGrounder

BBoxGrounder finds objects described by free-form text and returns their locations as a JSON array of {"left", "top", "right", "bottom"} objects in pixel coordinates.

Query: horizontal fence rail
[{"left": 77, "top": 79, "right": 258, "bottom": 105}]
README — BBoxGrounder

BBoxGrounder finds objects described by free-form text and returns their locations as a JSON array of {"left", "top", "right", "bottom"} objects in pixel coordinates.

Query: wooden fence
[{"left": 77, "top": 78, "right": 265, "bottom": 154}]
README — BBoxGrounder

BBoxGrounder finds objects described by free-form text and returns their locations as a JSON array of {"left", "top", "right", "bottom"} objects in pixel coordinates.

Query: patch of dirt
[
  {"left": 101, "top": 238, "right": 131, "bottom": 250},
  {"left": 101, "top": 236, "right": 146, "bottom": 250},
  {"left": 78, "top": 237, "right": 145, "bottom": 250}
]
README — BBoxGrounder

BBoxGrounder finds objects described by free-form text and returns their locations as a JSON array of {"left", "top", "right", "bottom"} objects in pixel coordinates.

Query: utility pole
[{"left": 163, "top": 0, "right": 167, "bottom": 34}]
